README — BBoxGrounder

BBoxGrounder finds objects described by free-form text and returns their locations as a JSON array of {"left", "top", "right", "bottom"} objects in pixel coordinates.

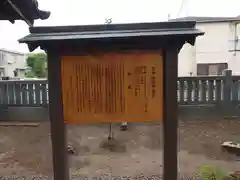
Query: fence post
[{"left": 223, "top": 70, "right": 235, "bottom": 118}]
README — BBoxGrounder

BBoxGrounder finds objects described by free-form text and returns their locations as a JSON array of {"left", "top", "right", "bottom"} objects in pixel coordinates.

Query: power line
[
  {"left": 167, "top": 0, "right": 189, "bottom": 20},
  {"left": 176, "top": 0, "right": 188, "bottom": 17}
]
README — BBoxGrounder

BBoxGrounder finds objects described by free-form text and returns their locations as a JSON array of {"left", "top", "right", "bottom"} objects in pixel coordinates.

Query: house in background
[
  {"left": 0, "top": 49, "right": 27, "bottom": 78},
  {"left": 0, "top": 0, "right": 50, "bottom": 79},
  {"left": 170, "top": 16, "right": 240, "bottom": 76}
]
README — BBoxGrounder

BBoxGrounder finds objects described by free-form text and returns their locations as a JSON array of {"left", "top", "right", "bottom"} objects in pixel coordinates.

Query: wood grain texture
[{"left": 61, "top": 51, "right": 163, "bottom": 124}]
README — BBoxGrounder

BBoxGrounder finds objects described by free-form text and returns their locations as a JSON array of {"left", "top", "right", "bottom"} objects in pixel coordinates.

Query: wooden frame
[
  {"left": 47, "top": 52, "right": 69, "bottom": 179},
  {"left": 19, "top": 21, "right": 203, "bottom": 180},
  {"left": 162, "top": 47, "right": 178, "bottom": 180}
]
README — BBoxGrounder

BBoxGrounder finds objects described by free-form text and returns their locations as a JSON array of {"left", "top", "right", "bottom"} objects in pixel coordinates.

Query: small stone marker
[
  {"left": 120, "top": 122, "right": 128, "bottom": 131},
  {"left": 221, "top": 141, "right": 240, "bottom": 155},
  {"left": 230, "top": 171, "right": 240, "bottom": 179},
  {"left": 67, "top": 145, "right": 76, "bottom": 155},
  {"left": 222, "top": 141, "right": 240, "bottom": 148}
]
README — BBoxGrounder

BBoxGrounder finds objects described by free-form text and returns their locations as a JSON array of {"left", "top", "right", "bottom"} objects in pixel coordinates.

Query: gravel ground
[{"left": 0, "top": 119, "right": 240, "bottom": 179}]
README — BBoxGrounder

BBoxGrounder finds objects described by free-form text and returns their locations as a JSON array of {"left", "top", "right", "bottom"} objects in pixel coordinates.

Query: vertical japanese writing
[
  {"left": 130, "top": 65, "right": 148, "bottom": 112},
  {"left": 132, "top": 65, "right": 147, "bottom": 97},
  {"left": 151, "top": 66, "right": 156, "bottom": 98}
]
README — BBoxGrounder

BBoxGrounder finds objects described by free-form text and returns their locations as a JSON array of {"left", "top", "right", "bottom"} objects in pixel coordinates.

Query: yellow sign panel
[{"left": 61, "top": 51, "right": 163, "bottom": 124}]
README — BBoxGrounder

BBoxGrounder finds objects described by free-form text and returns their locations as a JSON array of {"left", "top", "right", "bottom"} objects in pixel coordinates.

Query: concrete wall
[
  {"left": 0, "top": 105, "right": 239, "bottom": 122},
  {"left": 178, "top": 43, "right": 196, "bottom": 76},
  {"left": 0, "top": 107, "right": 49, "bottom": 122},
  {"left": 178, "top": 22, "right": 240, "bottom": 76}
]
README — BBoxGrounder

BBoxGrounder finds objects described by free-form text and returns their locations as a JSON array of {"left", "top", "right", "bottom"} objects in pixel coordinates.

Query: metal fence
[{"left": 0, "top": 70, "right": 240, "bottom": 107}]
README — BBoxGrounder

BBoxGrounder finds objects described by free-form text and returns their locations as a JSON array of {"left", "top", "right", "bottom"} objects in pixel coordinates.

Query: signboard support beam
[
  {"left": 163, "top": 48, "right": 178, "bottom": 180},
  {"left": 47, "top": 52, "right": 69, "bottom": 180}
]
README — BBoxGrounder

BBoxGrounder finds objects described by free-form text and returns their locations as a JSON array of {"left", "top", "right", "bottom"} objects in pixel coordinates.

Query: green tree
[{"left": 26, "top": 53, "right": 47, "bottom": 78}]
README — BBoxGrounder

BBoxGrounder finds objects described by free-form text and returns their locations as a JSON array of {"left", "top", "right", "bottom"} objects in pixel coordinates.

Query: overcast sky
[{"left": 0, "top": 0, "right": 240, "bottom": 53}]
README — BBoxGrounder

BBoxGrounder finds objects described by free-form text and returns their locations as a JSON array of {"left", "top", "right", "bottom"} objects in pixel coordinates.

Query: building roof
[
  {"left": 0, "top": 48, "right": 25, "bottom": 56},
  {"left": 169, "top": 16, "right": 240, "bottom": 23},
  {"left": 0, "top": 0, "right": 50, "bottom": 26},
  {"left": 19, "top": 21, "right": 203, "bottom": 52}
]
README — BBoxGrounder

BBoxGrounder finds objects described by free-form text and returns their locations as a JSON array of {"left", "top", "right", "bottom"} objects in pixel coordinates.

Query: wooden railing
[
  {"left": 0, "top": 70, "right": 239, "bottom": 107},
  {"left": 177, "top": 70, "right": 240, "bottom": 105},
  {"left": 0, "top": 80, "right": 48, "bottom": 107},
  {"left": 177, "top": 77, "right": 240, "bottom": 105}
]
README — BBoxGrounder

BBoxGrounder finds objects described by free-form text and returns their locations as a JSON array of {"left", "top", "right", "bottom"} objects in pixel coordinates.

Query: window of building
[
  {"left": 197, "top": 63, "right": 228, "bottom": 76},
  {"left": 0, "top": 52, "right": 6, "bottom": 66},
  {"left": 13, "top": 69, "right": 18, "bottom": 77},
  {"left": 229, "top": 22, "right": 240, "bottom": 51},
  {"left": 0, "top": 68, "right": 5, "bottom": 77}
]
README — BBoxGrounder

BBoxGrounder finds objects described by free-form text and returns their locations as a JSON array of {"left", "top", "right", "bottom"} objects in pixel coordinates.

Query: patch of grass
[{"left": 194, "top": 165, "right": 233, "bottom": 180}]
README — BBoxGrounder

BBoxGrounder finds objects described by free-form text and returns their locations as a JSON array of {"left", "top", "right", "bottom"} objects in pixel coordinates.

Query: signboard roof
[{"left": 19, "top": 21, "right": 204, "bottom": 52}]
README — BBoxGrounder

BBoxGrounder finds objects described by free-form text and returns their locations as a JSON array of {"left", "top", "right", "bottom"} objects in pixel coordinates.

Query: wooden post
[
  {"left": 2, "top": 83, "right": 8, "bottom": 105},
  {"left": 47, "top": 52, "right": 69, "bottom": 180},
  {"left": 163, "top": 48, "right": 178, "bottom": 180},
  {"left": 223, "top": 70, "right": 233, "bottom": 118},
  {"left": 0, "top": 82, "right": 9, "bottom": 120}
]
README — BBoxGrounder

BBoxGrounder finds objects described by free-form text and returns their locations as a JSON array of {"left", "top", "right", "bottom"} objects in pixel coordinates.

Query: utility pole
[{"left": 167, "top": 14, "right": 171, "bottom": 20}]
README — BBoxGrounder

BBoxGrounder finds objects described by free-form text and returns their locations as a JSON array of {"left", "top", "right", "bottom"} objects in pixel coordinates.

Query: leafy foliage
[
  {"left": 195, "top": 165, "right": 233, "bottom": 180},
  {"left": 25, "top": 71, "right": 35, "bottom": 78},
  {"left": 26, "top": 53, "right": 47, "bottom": 78}
]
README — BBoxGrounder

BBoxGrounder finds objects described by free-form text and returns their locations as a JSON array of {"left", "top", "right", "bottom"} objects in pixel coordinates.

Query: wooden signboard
[
  {"left": 61, "top": 51, "right": 163, "bottom": 124},
  {"left": 20, "top": 21, "right": 202, "bottom": 180}
]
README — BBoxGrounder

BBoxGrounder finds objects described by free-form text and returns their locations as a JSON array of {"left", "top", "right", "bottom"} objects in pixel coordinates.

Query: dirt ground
[{"left": 0, "top": 119, "right": 240, "bottom": 179}]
